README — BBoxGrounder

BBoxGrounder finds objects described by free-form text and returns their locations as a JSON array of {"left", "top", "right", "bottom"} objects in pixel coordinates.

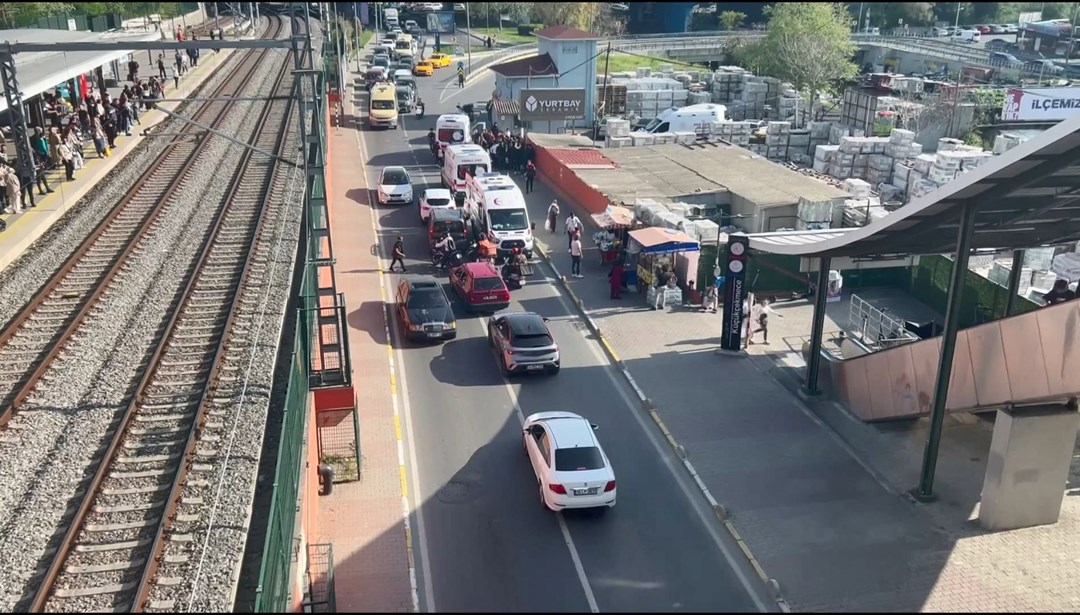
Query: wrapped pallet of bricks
[
  {"left": 993, "top": 134, "right": 1022, "bottom": 154},
  {"left": 749, "top": 144, "right": 768, "bottom": 156},
  {"left": 866, "top": 166, "right": 890, "bottom": 186},
  {"left": 927, "top": 163, "right": 957, "bottom": 185},
  {"left": 673, "top": 131, "right": 697, "bottom": 145},
  {"left": 788, "top": 130, "right": 810, "bottom": 155},
  {"left": 842, "top": 178, "right": 872, "bottom": 200},
  {"left": 605, "top": 136, "right": 631, "bottom": 148},
  {"left": 653, "top": 133, "right": 675, "bottom": 145},
  {"left": 629, "top": 132, "right": 655, "bottom": 147},
  {"left": 869, "top": 153, "right": 893, "bottom": 173},
  {"left": 892, "top": 162, "right": 912, "bottom": 187},
  {"left": 960, "top": 151, "right": 993, "bottom": 172},
  {"left": 673, "top": 89, "right": 689, "bottom": 106},
  {"left": 636, "top": 67, "right": 652, "bottom": 78},
  {"left": 605, "top": 117, "right": 631, "bottom": 138},
  {"left": 688, "top": 91, "right": 711, "bottom": 105},
  {"left": 910, "top": 179, "right": 939, "bottom": 199},
  {"left": 889, "top": 128, "right": 916, "bottom": 146},
  {"left": 912, "top": 153, "right": 936, "bottom": 175}
]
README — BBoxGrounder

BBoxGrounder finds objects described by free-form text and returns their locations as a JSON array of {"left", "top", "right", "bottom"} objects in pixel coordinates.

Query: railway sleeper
[
  {"left": 65, "top": 557, "right": 148, "bottom": 576},
  {"left": 74, "top": 538, "right": 152, "bottom": 553},
  {"left": 85, "top": 517, "right": 158, "bottom": 532},
  {"left": 124, "top": 436, "right": 187, "bottom": 450},
  {"left": 115, "top": 453, "right": 181, "bottom": 464},
  {"left": 134, "top": 411, "right": 196, "bottom": 423},
  {"left": 51, "top": 580, "right": 137, "bottom": 598}
]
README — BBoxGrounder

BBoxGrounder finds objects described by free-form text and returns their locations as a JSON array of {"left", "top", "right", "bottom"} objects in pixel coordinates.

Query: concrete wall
[{"left": 530, "top": 142, "right": 611, "bottom": 215}]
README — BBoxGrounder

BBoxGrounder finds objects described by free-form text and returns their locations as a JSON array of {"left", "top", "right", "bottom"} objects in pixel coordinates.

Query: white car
[
  {"left": 522, "top": 412, "right": 616, "bottom": 513},
  {"left": 377, "top": 166, "right": 414, "bottom": 206},
  {"left": 419, "top": 188, "right": 454, "bottom": 223}
]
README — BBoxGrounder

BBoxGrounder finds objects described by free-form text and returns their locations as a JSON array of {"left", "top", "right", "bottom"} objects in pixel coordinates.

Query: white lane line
[
  {"left": 353, "top": 94, "right": 434, "bottom": 614},
  {"left": 500, "top": 378, "right": 600, "bottom": 614},
  {"left": 539, "top": 262, "right": 771, "bottom": 613}
]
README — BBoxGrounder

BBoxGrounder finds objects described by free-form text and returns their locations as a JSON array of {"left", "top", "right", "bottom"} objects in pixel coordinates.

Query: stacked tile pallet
[
  {"left": 708, "top": 121, "right": 753, "bottom": 147},
  {"left": 610, "top": 71, "right": 688, "bottom": 120},
  {"left": 604, "top": 117, "right": 632, "bottom": 148},
  {"left": 905, "top": 138, "right": 993, "bottom": 200}
]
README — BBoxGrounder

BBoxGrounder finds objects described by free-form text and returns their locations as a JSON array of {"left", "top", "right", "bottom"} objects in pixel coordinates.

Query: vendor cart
[
  {"left": 626, "top": 227, "right": 701, "bottom": 309},
  {"left": 590, "top": 205, "right": 635, "bottom": 265}
]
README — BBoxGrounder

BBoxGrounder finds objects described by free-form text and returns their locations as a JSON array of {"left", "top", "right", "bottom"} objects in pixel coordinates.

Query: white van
[
  {"left": 466, "top": 172, "right": 534, "bottom": 256},
  {"left": 434, "top": 113, "right": 472, "bottom": 161},
  {"left": 642, "top": 103, "right": 727, "bottom": 135},
  {"left": 442, "top": 143, "right": 491, "bottom": 196},
  {"left": 383, "top": 7, "right": 399, "bottom": 29},
  {"left": 953, "top": 29, "right": 981, "bottom": 43}
]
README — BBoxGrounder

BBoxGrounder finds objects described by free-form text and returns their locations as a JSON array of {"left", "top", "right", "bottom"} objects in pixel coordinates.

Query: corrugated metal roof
[
  {"left": 747, "top": 109, "right": 1080, "bottom": 258},
  {"left": 601, "top": 143, "right": 850, "bottom": 208},
  {"left": 534, "top": 25, "right": 600, "bottom": 40},
  {"left": 549, "top": 148, "right": 617, "bottom": 168},
  {"left": 490, "top": 52, "right": 558, "bottom": 78},
  {"left": 491, "top": 98, "right": 520, "bottom": 116}
]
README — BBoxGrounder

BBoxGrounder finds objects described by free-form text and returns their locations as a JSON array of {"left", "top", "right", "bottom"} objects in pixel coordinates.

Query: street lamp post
[{"left": 465, "top": 2, "right": 473, "bottom": 77}]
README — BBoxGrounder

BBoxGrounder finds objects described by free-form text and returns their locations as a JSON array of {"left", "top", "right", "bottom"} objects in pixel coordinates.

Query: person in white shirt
[
  {"left": 570, "top": 231, "right": 583, "bottom": 277},
  {"left": 565, "top": 213, "right": 581, "bottom": 252}
]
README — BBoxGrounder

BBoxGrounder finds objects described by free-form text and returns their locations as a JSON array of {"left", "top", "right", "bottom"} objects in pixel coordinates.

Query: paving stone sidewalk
[{"left": 517, "top": 172, "right": 1080, "bottom": 612}]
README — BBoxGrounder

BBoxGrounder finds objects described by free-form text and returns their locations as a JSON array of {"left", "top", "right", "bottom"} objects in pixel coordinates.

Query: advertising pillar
[{"left": 719, "top": 235, "right": 749, "bottom": 351}]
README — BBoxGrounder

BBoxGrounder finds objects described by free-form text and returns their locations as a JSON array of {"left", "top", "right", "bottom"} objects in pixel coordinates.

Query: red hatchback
[{"left": 450, "top": 261, "right": 511, "bottom": 313}]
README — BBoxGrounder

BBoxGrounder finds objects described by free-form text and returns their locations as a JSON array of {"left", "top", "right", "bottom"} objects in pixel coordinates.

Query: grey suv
[{"left": 487, "top": 311, "right": 560, "bottom": 376}]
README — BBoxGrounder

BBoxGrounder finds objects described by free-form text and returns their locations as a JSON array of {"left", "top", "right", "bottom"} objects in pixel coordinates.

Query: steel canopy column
[
  {"left": 1006, "top": 249, "right": 1025, "bottom": 316},
  {"left": 915, "top": 201, "right": 977, "bottom": 502},
  {"left": 0, "top": 50, "right": 35, "bottom": 189},
  {"left": 804, "top": 256, "right": 832, "bottom": 395}
]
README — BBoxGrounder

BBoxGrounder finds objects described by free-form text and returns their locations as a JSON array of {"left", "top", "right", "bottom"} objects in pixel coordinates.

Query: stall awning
[
  {"left": 591, "top": 205, "right": 635, "bottom": 229},
  {"left": 628, "top": 227, "right": 700, "bottom": 254}
]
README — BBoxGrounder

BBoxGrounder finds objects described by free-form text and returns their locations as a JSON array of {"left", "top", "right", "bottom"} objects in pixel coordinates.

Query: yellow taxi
[
  {"left": 414, "top": 61, "right": 435, "bottom": 76},
  {"left": 428, "top": 52, "right": 452, "bottom": 69}
]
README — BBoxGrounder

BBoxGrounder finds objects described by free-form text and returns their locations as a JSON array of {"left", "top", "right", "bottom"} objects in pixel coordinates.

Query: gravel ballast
[{"left": 0, "top": 31, "right": 300, "bottom": 611}]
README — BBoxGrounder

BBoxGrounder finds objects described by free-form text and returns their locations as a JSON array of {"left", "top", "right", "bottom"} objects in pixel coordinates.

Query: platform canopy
[
  {"left": 748, "top": 108, "right": 1080, "bottom": 259},
  {"left": 0, "top": 28, "right": 160, "bottom": 113}
]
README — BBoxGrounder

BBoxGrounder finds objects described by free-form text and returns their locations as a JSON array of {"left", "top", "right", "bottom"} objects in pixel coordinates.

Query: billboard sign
[
  {"left": 1018, "top": 11, "right": 1042, "bottom": 25},
  {"left": 519, "top": 88, "right": 587, "bottom": 122},
  {"left": 426, "top": 11, "right": 455, "bottom": 34},
  {"left": 1001, "top": 87, "right": 1080, "bottom": 122}
]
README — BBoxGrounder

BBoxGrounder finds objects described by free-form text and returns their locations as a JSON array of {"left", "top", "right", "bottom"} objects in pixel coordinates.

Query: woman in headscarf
[
  {"left": 546, "top": 199, "right": 560, "bottom": 234},
  {"left": 608, "top": 258, "right": 624, "bottom": 299}
]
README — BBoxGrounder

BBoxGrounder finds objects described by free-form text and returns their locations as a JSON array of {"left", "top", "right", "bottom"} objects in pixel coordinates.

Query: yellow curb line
[{"left": 534, "top": 220, "right": 786, "bottom": 610}]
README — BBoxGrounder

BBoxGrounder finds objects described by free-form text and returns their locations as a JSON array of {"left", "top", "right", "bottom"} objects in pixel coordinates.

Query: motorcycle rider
[
  {"left": 427, "top": 128, "right": 436, "bottom": 156},
  {"left": 434, "top": 232, "right": 456, "bottom": 268},
  {"left": 502, "top": 246, "right": 526, "bottom": 286},
  {"left": 416, "top": 97, "right": 425, "bottom": 119}
]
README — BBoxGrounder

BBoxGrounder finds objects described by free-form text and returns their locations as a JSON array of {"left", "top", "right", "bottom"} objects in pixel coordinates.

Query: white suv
[
  {"left": 419, "top": 188, "right": 454, "bottom": 223},
  {"left": 522, "top": 412, "right": 616, "bottom": 513}
]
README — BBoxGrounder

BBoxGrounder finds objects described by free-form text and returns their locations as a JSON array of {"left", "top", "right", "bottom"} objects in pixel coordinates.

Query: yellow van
[{"left": 369, "top": 83, "right": 399, "bottom": 129}]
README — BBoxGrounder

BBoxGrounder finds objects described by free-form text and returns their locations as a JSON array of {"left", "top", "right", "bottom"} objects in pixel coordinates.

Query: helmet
[{"left": 511, "top": 247, "right": 521, "bottom": 255}]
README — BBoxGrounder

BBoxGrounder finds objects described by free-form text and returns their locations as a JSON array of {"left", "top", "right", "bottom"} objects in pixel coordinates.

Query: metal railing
[
  {"left": 254, "top": 29, "right": 332, "bottom": 614},
  {"left": 847, "top": 293, "right": 919, "bottom": 351}
]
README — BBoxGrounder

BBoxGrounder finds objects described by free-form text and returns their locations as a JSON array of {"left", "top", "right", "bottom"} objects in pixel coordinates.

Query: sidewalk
[
  {"left": 518, "top": 172, "right": 1080, "bottom": 612},
  {"left": 314, "top": 71, "right": 414, "bottom": 612},
  {"left": 0, "top": 44, "right": 238, "bottom": 272}
]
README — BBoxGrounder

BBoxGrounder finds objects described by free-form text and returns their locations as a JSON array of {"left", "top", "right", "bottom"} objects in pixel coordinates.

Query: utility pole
[
  {"left": 465, "top": 2, "right": 473, "bottom": 77},
  {"left": 954, "top": 2, "right": 962, "bottom": 31}
]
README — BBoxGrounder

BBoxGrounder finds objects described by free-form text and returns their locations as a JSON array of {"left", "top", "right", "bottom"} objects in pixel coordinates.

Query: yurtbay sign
[{"left": 519, "top": 88, "right": 587, "bottom": 122}]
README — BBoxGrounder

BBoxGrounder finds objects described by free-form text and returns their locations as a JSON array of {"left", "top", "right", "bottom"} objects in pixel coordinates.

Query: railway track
[
  {"left": 0, "top": 17, "right": 284, "bottom": 431},
  {"left": 27, "top": 16, "right": 302, "bottom": 614}
]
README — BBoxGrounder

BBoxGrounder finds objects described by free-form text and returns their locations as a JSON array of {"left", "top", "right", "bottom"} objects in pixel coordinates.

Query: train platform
[
  {"left": 314, "top": 65, "right": 415, "bottom": 612},
  {"left": 0, "top": 39, "right": 241, "bottom": 273}
]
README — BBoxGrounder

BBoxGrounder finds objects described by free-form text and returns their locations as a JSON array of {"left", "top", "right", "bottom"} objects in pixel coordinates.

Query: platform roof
[
  {"left": 749, "top": 109, "right": 1080, "bottom": 259},
  {"left": 0, "top": 28, "right": 160, "bottom": 114}
]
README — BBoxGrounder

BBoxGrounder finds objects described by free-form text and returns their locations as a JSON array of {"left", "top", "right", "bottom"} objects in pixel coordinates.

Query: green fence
[
  {"left": 253, "top": 50, "right": 331, "bottom": 613},
  {"left": 907, "top": 254, "right": 1040, "bottom": 327}
]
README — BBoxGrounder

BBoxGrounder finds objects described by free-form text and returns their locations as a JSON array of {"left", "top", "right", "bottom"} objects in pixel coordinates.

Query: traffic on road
[{"left": 351, "top": 26, "right": 768, "bottom": 614}]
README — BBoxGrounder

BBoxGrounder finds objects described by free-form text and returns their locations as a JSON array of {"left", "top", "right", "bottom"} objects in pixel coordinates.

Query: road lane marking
[
  {"left": 499, "top": 377, "right": 601, "bottom": 613},
  {"left": 533, "top": 259, "right": 772, "bottom": 613},
  {"left": 353, "top": 93, "right": 429, "bottom": 613}
]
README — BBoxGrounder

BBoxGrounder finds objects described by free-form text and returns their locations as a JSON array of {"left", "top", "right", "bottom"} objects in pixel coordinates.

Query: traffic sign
[{"left": 457, "top": 61, "right": 464, "bottom": 69}]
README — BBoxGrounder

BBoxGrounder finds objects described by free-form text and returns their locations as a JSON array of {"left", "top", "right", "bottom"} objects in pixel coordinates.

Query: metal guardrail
[{"left": 847, "top": 293, "right": 919, "bottom": 351}]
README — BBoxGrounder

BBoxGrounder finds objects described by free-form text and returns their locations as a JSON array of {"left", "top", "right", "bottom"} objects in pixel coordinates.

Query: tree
[
  {"left": 745, "top": 3, "right": 857, "bottom": 125},
  {"left": 0, "top": 2, "right": 74, "bottom": 27},
  {"left": 719, "top": 10, "right": 747, "bottom": 31},
  {"left": 530, "top": 2, "right": 603, "bottom": 31}
]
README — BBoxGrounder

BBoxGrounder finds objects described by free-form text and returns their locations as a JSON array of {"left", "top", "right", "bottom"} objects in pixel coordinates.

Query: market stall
[
  {"left": 625, "top": 227, "right": 700, "bottom": 309},
  {"left": 590, "top": 205, "right": 636, "bottom": 265}
]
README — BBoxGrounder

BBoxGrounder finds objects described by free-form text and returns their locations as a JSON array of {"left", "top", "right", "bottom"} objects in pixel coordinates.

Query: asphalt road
[{"left": 350, "top": 41, "right": 766, "bottom": 613}]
